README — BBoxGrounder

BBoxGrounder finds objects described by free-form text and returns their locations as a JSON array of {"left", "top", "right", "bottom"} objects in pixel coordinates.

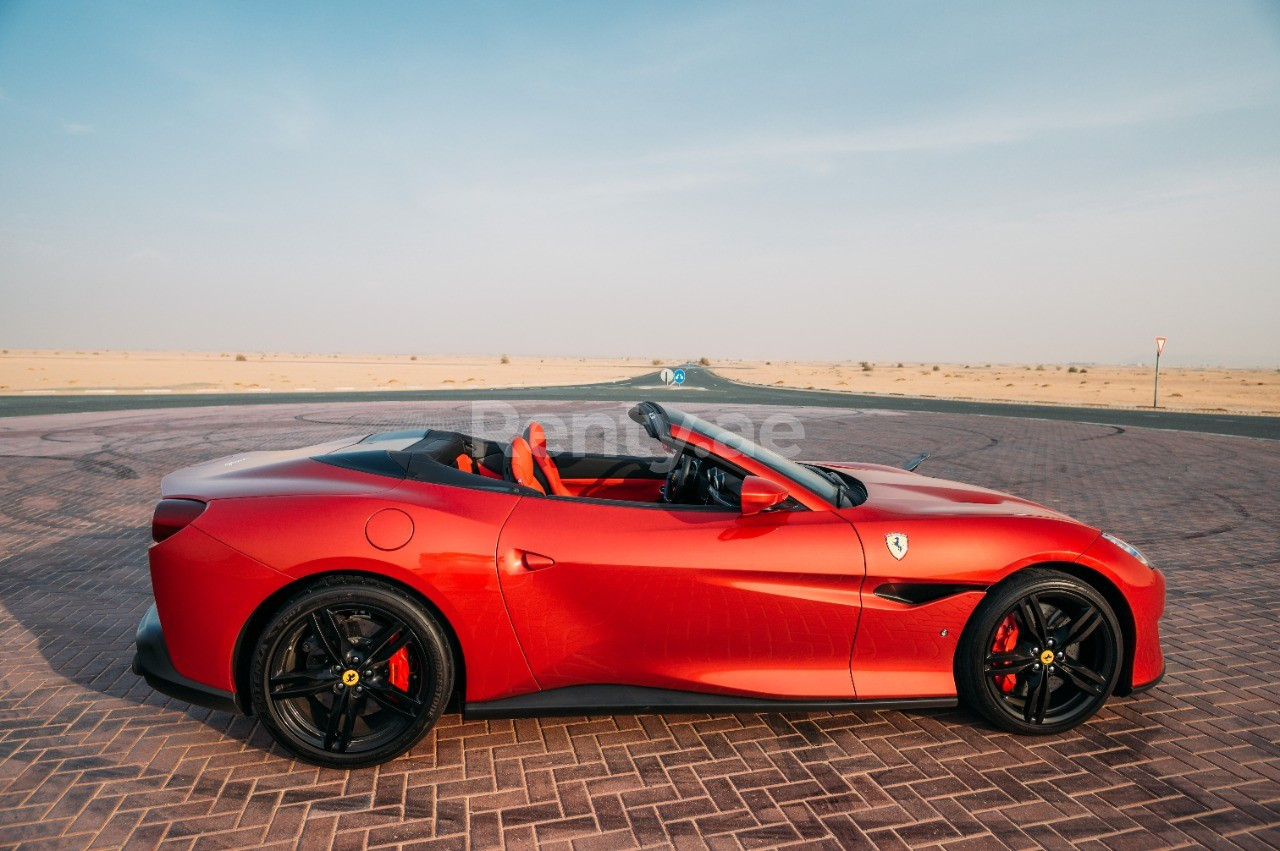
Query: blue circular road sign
[{"left": 673, "top": 369, "right": 686, "bottom": 385}]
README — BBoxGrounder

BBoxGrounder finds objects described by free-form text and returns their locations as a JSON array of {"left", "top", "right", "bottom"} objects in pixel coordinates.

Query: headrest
[{"left": 523, "top": 421, "right": 547, "bottom": 452}]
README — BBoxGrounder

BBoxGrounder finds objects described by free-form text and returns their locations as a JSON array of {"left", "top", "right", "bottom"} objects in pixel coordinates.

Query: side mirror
[{"left": 740, "top": 476, "right": 788, "bottom": 515}]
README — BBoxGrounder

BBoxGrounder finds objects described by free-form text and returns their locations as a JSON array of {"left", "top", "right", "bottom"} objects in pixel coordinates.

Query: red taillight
[{"left": 151, "top": 499, "right": 207, "bottom": 543}]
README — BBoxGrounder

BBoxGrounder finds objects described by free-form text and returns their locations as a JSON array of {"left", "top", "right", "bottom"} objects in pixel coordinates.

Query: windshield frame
[{"left": 660, "top": 406, "right": 846, "bottom": 508}]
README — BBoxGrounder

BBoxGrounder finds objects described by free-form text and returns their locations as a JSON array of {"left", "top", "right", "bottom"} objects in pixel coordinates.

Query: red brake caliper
[
  {"left": 387, "top": 647, "right": 411, "bottom": 692},
  {"left": 992, "top": 614, "right": 1019, "bottom": 693}
]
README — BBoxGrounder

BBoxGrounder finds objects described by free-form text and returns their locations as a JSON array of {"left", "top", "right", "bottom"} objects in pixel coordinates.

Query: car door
[{"left": 495, "top": 495, "right": 865, "bottom": 699}]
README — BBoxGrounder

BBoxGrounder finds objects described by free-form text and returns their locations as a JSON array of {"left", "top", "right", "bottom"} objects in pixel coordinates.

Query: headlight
[{"left": 1101, "top": 532, "right": 1151, "bottom": 567}]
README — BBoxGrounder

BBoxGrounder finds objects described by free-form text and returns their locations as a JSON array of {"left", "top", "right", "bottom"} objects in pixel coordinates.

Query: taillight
[{"left": 151, "top": 499, "right": 207, "bottom": 543}]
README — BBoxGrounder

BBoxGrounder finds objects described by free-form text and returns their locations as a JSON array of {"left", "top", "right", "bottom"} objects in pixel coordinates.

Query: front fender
[
  {"left": 1075, "top": 534, "right": 1166, "bottom": 690},
  {"left": 846, "top": 513, "right": 1103, "bottom": 700}
]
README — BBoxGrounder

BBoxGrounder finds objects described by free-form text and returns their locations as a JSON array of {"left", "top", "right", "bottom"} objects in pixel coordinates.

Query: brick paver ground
[{"left": 0, "top": 400, "right": 1277, "bottom": 850}]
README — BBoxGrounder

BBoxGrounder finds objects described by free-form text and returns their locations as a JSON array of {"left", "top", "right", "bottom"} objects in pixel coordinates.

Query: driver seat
[
  {"left": 523, "top": 421, "right": 569, "bottom": 496},
  {"left": 506, "top": 437, "right": 545, "bottom": 494}
]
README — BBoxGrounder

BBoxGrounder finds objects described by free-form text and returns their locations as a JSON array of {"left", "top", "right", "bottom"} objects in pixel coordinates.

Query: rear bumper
[
  {"left": 1128, "top": 659, "right": 1166, "bottom": 695},
  {"left": 132, "top": 604, "right": 244, "bottom": 714}
]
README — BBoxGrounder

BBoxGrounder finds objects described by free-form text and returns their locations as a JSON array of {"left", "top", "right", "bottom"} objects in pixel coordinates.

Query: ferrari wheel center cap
[
  {"left": 342, "top": 669, "right": 360, "bottom": 687},
  {"left": 1039, "top": 650, "right": 1055, "bottom": 666}
]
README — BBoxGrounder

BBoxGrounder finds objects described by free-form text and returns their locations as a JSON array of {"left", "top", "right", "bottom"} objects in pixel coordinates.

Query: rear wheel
[
  {"left": 957, "top": 569, "right": 1121, "bottom": 735},
  {"left": 250, "top": 576, "right": 453, "bottom": 768}
]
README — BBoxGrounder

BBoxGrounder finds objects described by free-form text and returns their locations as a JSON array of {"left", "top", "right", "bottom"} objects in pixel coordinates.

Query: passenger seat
[{"left": 523, "top": 421, "right": 568, "bottom": 496}]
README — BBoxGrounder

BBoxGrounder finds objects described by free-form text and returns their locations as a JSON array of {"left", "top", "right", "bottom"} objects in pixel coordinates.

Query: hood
[
  {"left": 160, "top": 431, "right": 426, "bottom": 500},
  {"left": 822, "top": 461, "right": 1080, "bottom": 523}
]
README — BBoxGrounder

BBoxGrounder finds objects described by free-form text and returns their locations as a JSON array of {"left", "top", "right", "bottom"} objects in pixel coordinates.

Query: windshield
[{"left": 667, "top": 409, "right": 844, "bottom": 506}]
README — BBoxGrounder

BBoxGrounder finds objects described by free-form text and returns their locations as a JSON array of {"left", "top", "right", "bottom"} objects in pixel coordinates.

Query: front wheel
[
  {"left": 956, "top": 569, "right": 1122, "bottom": 735},
  {"left": 250, "top": 576, "right": 453, "bottom": 768}
]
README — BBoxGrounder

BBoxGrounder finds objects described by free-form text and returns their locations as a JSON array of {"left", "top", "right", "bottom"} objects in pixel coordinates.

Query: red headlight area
[{"left": 152, "top": 498, "right": 207, "bottom": 543}]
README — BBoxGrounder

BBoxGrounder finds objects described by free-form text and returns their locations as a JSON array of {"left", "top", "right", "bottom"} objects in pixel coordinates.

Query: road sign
[
  {"left": 673, "top": 368, "right": 686, "bottom": 386},
  {"left": 659, "top": 368, "right": 674, "bottom": 386},
  {"left": 1153, "top": 337, "right": 1166, "bottom": 408}
]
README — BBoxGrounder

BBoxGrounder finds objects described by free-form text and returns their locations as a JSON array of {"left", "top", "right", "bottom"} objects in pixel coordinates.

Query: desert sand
[
  {"left": 720, "top": 361, "right": 1280, "bottom": 414},
  {"left": 0, "top": 350, "right": 651, "bottom": 395},
  {"left": 1, "top": 350, "right": 1276, "bottom": 414}
]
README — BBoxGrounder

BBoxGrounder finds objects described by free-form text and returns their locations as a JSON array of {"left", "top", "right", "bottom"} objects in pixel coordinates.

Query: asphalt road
[{"left": 2, "top": 365, "right": 1276, "bottom": 440}]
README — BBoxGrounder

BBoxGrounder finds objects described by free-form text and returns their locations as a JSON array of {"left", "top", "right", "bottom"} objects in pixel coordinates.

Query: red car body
[{"left": 136, "top": 403, "right": 1164, "bottom": 725}]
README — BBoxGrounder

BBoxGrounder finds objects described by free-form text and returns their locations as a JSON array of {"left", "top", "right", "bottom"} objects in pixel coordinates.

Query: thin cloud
[
  {"left": 649, "top": 84, "right": 1272, "bottom": 166},
  {"left": 568, "top": 171, "right": 732, "bottom": 203},
  {"left": 62, "top": 122, "right": 95, "bottom": 135}
]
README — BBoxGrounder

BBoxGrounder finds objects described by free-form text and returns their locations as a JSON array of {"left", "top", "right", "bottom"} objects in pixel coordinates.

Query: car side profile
[{"left": 134, "top": 402, "right": 1164, "bottom": 768}]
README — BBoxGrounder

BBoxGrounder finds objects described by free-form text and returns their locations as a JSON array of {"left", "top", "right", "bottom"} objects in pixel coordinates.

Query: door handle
[{"left": 521, "top": 551, "right": 556, "bottom": 570}]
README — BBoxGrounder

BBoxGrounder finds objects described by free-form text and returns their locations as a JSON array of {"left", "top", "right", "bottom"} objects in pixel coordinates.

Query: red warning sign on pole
[{"left": 1156, "top": 337, "right": 1166, "bottom": 355}]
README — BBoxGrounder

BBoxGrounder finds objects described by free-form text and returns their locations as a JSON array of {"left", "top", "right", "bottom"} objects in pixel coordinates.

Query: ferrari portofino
[{"left": 135, "top": 402, "right": 1164, "bottom": 767}]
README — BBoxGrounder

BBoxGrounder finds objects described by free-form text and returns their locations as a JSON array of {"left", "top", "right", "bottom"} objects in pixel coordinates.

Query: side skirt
[{"left": 463, "top": 684, "right": 956, "bottom": 720}]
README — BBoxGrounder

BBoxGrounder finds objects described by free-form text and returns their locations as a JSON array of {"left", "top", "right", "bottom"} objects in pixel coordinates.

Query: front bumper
[
  {"left": 1075, "top": 538, "right": 1166, "bottom": 695},
  {"left": 132, "top": 604, "right": 244, "bottom": 714}
]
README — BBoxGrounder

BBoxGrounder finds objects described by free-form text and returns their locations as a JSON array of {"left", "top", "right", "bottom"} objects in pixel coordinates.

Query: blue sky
[{"left": 2, "top": 2, "right": 1278, "bottom": 366}]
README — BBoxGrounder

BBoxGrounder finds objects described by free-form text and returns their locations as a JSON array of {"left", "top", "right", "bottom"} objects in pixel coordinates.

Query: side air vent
[{"left": 874, "top": 583, "right": 986, "bottom": 605}]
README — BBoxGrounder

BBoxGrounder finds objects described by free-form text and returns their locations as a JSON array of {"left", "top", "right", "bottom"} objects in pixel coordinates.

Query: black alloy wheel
[
  {"left": 957, "top": 569, "right": 1122, "bottom": 735},
  {"left": 251, "top": 576, "right": 453, "bottom": 768}
]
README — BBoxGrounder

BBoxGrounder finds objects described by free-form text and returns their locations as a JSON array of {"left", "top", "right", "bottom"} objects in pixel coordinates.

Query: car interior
[{"left": 399, "top": 420, "right": 753, "bottom": 509}]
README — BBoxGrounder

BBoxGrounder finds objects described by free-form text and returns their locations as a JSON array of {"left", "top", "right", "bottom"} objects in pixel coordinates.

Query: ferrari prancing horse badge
[{"left": 886, "top": 532, "right": 908, "bottom": 560}]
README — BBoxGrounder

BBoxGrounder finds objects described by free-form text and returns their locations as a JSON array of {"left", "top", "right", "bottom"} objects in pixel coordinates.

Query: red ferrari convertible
[{"left": 135, "top": 402, "right": 1164, "bottom": 767}]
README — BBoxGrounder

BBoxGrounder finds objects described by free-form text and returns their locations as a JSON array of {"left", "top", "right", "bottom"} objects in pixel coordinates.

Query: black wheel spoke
[
  {"left": 984, "top": 652, "right": 1036, "bottom": 678},
  {"left": 1062, "top": 606, "right": 1102, "bottom": 648},
  {"left": 322, "top": 689, "right": 367, "bottom": 753},
  {"left": 337, "top": 692, "right": 365, "bottom": 753},
  {"left": 1022, "top": 670, "right": 1051, "bottom": 724},
  {"left": 1016, "top": 596, "right": 1048, "bottom": 645},
  {"left": 310, "top": 608, "right": 347, "bottom": 663},
  {"left": 269, "top": 668, "right": 336, "bottom": 699},
  {"left": 365, "top": 618, "right": 410, "bottom": 664},
  {"left": 367, "top": 684, "right": 424, "bottom": 719},
  {"left": 322, "top": 689, "right": 350, "bottom": 751},
  {"left": 1033, "top": 672, "right": 1052, "bottom": 723},
  {"left": 1058, "top": 657, "right": 1107, "bottom": 696}
]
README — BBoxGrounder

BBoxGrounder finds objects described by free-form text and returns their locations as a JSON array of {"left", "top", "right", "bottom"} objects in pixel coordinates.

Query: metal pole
[{"left": 1153, "top": 349, "right": 1160, "bottom": 408}]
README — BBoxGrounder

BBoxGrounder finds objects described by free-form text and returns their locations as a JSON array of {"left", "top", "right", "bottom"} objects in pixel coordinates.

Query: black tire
[
  {"left": 956, "top": 568, "right": 1122, "bottom": 735},
  {"left": 250, "top": 576, "right": 453, "bottom": 768}
]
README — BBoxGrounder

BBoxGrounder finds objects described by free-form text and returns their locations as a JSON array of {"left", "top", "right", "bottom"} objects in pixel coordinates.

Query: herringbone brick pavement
[{"left": 0, "top": 401, "right": 1276, "bottom": 849}]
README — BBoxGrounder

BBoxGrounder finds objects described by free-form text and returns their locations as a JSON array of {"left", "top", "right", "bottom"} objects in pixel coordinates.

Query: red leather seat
[
  {"left": 506, "top": 437, "right": 545, "bottom": 494},
  {"left": 523, "top": 422, "right": 568, "bottom": 496}
]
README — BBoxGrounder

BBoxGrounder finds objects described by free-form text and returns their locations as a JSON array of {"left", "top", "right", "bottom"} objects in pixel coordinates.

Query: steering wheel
[
  {"left": 662, "top": 449, "right": 698, "bottom": 503},
  {"left": 700, "top": 466, "right": 736, "bottom": 509}
]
